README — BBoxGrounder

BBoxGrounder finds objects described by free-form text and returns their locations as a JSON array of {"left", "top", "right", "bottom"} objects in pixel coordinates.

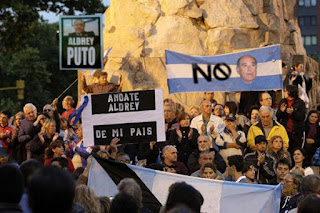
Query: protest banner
[
  {"left": 59, "top": 15, "right": 103, "bottom": 70},
  {"left": 81, "top": 89, "right": 166, "bottom": 146},
  {"left": 165, "top": 45, "right": 282, "bottom": 93},
  {"left": 88, "top": 156, "right": 282, "bottom": 213}
]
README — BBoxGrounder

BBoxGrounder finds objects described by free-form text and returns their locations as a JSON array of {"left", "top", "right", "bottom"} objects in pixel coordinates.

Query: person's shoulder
[{"left": 210, "top": 114, "right": 222, "bottom": 121}]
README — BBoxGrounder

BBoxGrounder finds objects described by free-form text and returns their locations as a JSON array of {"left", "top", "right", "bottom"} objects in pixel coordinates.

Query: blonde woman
[
  {"left": 266, "top": 135, "right": 292, "bottom": 167},
  {"left": 30, "top": 119, "right": 62, "bottom": 162},
  {"left": 74, "top": 185, "right": 101, "bottom": 213}
]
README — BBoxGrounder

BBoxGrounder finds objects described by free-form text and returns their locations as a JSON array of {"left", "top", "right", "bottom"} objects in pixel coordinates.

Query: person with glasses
[
  {"left": 259, "top": 92, "right": 277, "bottom": 120},
  {"left": 280, "top": 172, "right": 303, "bottom": 213},
  {"left": 43, "top": 104, "right": 61, "bottom": 132}
]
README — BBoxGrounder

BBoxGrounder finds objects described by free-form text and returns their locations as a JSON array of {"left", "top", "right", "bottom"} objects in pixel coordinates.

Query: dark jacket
[
  {"left": 188, "top": 149, "right": 226, "bottom": 174},
  {"left": 137, "top": 142, "right": 160, "bottom": 166},
  {"left": 244, "top": 152, "right": 276, "bottom": 184},
  {"left": 168, "top": 127, "right": 199, "bottom": 166},
  {"left": 30, "top": 134, "right": 63, "bottom": 163},
  {"left": 292, "top": 75, "right": 312, "bottom": 95},
  {"left": 0, "top": 202, "right": 23, "bottom": 213},
  {"left": 276, "top": 97, "right": 306, "bottom": 136},
  {"left": 305, "top": 121, "right": 320, "bottom": 163}
]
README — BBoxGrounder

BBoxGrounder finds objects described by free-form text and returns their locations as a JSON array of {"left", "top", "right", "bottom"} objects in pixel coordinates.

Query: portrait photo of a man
[
  {"left": 68, "top": 19, "right": 95, "bottom": 37},
  {"left": 236, "top": 55, "right": 257, "bottom": 84}
]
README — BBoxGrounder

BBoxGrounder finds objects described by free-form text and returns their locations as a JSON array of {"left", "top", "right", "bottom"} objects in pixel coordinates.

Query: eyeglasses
[
  {"left": 43, "top": 109, "right": 52, "bottom": 112},
  {"left": 262, "top": 97, "right": 272, "bottom": 101},
  {"left": 282, "top": 179, "right": 293, "bottom": 184}
]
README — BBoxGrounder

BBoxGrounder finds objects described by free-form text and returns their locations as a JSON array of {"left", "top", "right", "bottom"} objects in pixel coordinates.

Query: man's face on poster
[
  {"left": 236, "top": 55, "right": 257, "bottom": 84},
  {"left": 74, "top": 20, "right": 85, "bottom": 34}
]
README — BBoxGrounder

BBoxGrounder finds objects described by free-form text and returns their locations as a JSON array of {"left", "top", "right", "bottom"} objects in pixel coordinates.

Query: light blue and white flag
[
  {"left": 88, "top": 157, "right": 282, "bottom": 213},
  {"left": 165, "top": 45, "right": 282, "bottom": 93}
]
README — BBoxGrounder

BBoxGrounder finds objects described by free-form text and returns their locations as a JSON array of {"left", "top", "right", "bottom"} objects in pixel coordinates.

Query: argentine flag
[
  {"left": 88, "top": 156, "right": 282, "bottom": 213},
  {"left": 165, "top": 45, "right": 282, "bottom": 93}
]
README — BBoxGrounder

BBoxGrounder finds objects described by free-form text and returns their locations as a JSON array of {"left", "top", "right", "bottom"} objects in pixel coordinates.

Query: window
[
  {"left": 305, "top": 16, "right": 311, "bottom": 25},
  {"left": 305, "top": 36, "right": 311, "bottom": 45},
  {"left": 300, "top": 0, "right": 317, "bottom": 7},
  {"left": 299, "top": 17, "right": 305, "bottom": 26},
  {"left": 311, "top": 16, "right": 317, "bottom": 25},
  {"left": 305, "top": 0, "right": 311, "bottom": 7},
  {"left": 303, "top": 36, "right": 317, "bottom": 46},
  {"left": 312, "top": 36, "right": 317, "bottom": 45}
]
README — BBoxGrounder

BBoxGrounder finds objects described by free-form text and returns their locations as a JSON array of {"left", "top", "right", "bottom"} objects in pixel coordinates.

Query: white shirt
[
  {"left": 190, "top": 114, "right": 225, "bottom": 136},
  {"left": 236, "top": 176, "right": 247, "bottom": 183}
]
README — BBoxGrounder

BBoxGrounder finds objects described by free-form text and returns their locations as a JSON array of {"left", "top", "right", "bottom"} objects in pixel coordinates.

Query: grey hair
[
  {"left": 197, "top": 135, "right": 211, "bottom": 143},
  {"left": 162, "top": 145, "right": 176, "bottom": 154},
  {"left": 259, "top": 105, "right": 273, "bottom": 115},
  {"left": 23, "top": 103, "right": 36, "bottom": 113},
  {"left": 117, "top": 178, "right": 142, "bottom": 207}
]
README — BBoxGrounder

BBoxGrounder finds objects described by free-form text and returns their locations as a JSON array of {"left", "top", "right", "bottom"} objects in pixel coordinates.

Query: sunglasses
[{"left": 43, "top": 109, "right": 52, "bottom": 112}]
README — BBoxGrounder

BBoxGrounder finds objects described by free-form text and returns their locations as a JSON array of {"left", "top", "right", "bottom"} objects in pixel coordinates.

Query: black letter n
[{"left": 192, "top": 64, "right": 212, "bottom": 83}]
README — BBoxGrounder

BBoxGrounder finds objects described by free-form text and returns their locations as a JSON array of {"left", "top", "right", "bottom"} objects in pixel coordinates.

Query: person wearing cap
[
  {"left": 244, "top": 135, "right": 276, "bottom": 184},
  {"left": 0, "top": 147, "right": 10, "bottom": 165},
  {"left": 247, "top": 106, "right": 289, "bottom": 152},
  {"left": 215, "top": 114, "right": 246, "bottom": 163}
]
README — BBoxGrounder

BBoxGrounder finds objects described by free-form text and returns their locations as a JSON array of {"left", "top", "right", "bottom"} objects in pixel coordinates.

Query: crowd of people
[{"left": 1, "top": 61, "right": 320, "bottom": 213}]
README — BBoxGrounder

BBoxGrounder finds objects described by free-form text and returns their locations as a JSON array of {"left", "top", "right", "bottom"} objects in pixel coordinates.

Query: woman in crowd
[
  {"left": 59, "top": 117, "right": 79, "bottom": 144},
  {"left": 266, "top": 135, "right": 292, "bottom": 167},
  {"left": 11, "top": 112, "right": 25, "bottom": 164},
  {"left": 200, "top": 162, "right": 218, "bottom": 180},
  {"left": 304, "top": 110, "right": 320, "bottom": 164},
  {"left": 243, "top": 163, "right": 260, "bottom": 184},
  {"left": 74, "top": 185, "right": 101, "bottom": 213},
  {"left": 168, "top": 112, "right": 199, "bottom": 166},
  {"left": 30, "top": 119, "right": 61, "bottom": 162},
  {"left": 189, "top": 106, "right": 200, "bottom": 120},
  {"left": 280, "top": 172, "right": 303, "bottom": 213},
  {"left": 243, "top": 105, "right": 260, "bottom": 136},
  {"left": 292, "top": 148, "right": 313, "bottom": 176},
  {"left": 44, "top": 140, "right": 74, "bottom": 173}
]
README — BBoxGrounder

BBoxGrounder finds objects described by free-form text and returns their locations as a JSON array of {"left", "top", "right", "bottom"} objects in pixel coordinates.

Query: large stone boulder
[{"left": 79, "top": 0, "right": 311, "bottom": 111}]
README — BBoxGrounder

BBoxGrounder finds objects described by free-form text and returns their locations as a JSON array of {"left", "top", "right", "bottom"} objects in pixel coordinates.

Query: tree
[
  {"left": 0, "top": 0, "right": 105, "bottom": 113},
  {"left": 0, "top": 0, "right": 106, "bottom": 52}
]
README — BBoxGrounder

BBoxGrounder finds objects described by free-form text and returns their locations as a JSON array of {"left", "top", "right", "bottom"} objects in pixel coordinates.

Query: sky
[{"left": 39, "top": 0, "right": 110, "bottom": 23}]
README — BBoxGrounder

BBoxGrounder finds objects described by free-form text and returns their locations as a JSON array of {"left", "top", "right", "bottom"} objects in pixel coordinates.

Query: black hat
[
  {"left": 255, "top": 135, "right": 267, "bottom": 144},
  {"left": 225, "top": 114, "right": 236, "bottom": 121},
  {"left": 0, "top": 147, "right": 9, "bottom": 157}
]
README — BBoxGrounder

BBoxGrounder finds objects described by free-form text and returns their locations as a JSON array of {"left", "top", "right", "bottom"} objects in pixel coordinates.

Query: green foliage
[{"left": 0, "top": 0, "right": 105, "bottom": 114}]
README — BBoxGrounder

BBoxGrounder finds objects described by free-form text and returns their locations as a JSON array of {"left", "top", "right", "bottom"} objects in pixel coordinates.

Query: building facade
[{"left": 297, "top": 0, "right": 319, "bottom": 55}]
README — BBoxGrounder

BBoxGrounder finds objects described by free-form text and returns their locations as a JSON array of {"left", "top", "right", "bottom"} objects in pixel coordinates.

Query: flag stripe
[
  {"left": 88, "top": 158, "right": 282, "bottom": 213},
  {"left": 167, "top": 75, "right": 283, "bottom": 93},
  {"left": 165, "top": 45, "right": 281, "bottom": 65},
  {"left": 166, "top": 60, "right": 281, "bottom": 79},
  {"left": 93, "top": 155, "right": 162, "bottom": 212}
]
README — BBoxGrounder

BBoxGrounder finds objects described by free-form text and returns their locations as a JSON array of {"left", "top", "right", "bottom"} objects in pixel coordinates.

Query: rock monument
[{"left": 79, "top": 0, "right": 316, "bottom": 110}]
